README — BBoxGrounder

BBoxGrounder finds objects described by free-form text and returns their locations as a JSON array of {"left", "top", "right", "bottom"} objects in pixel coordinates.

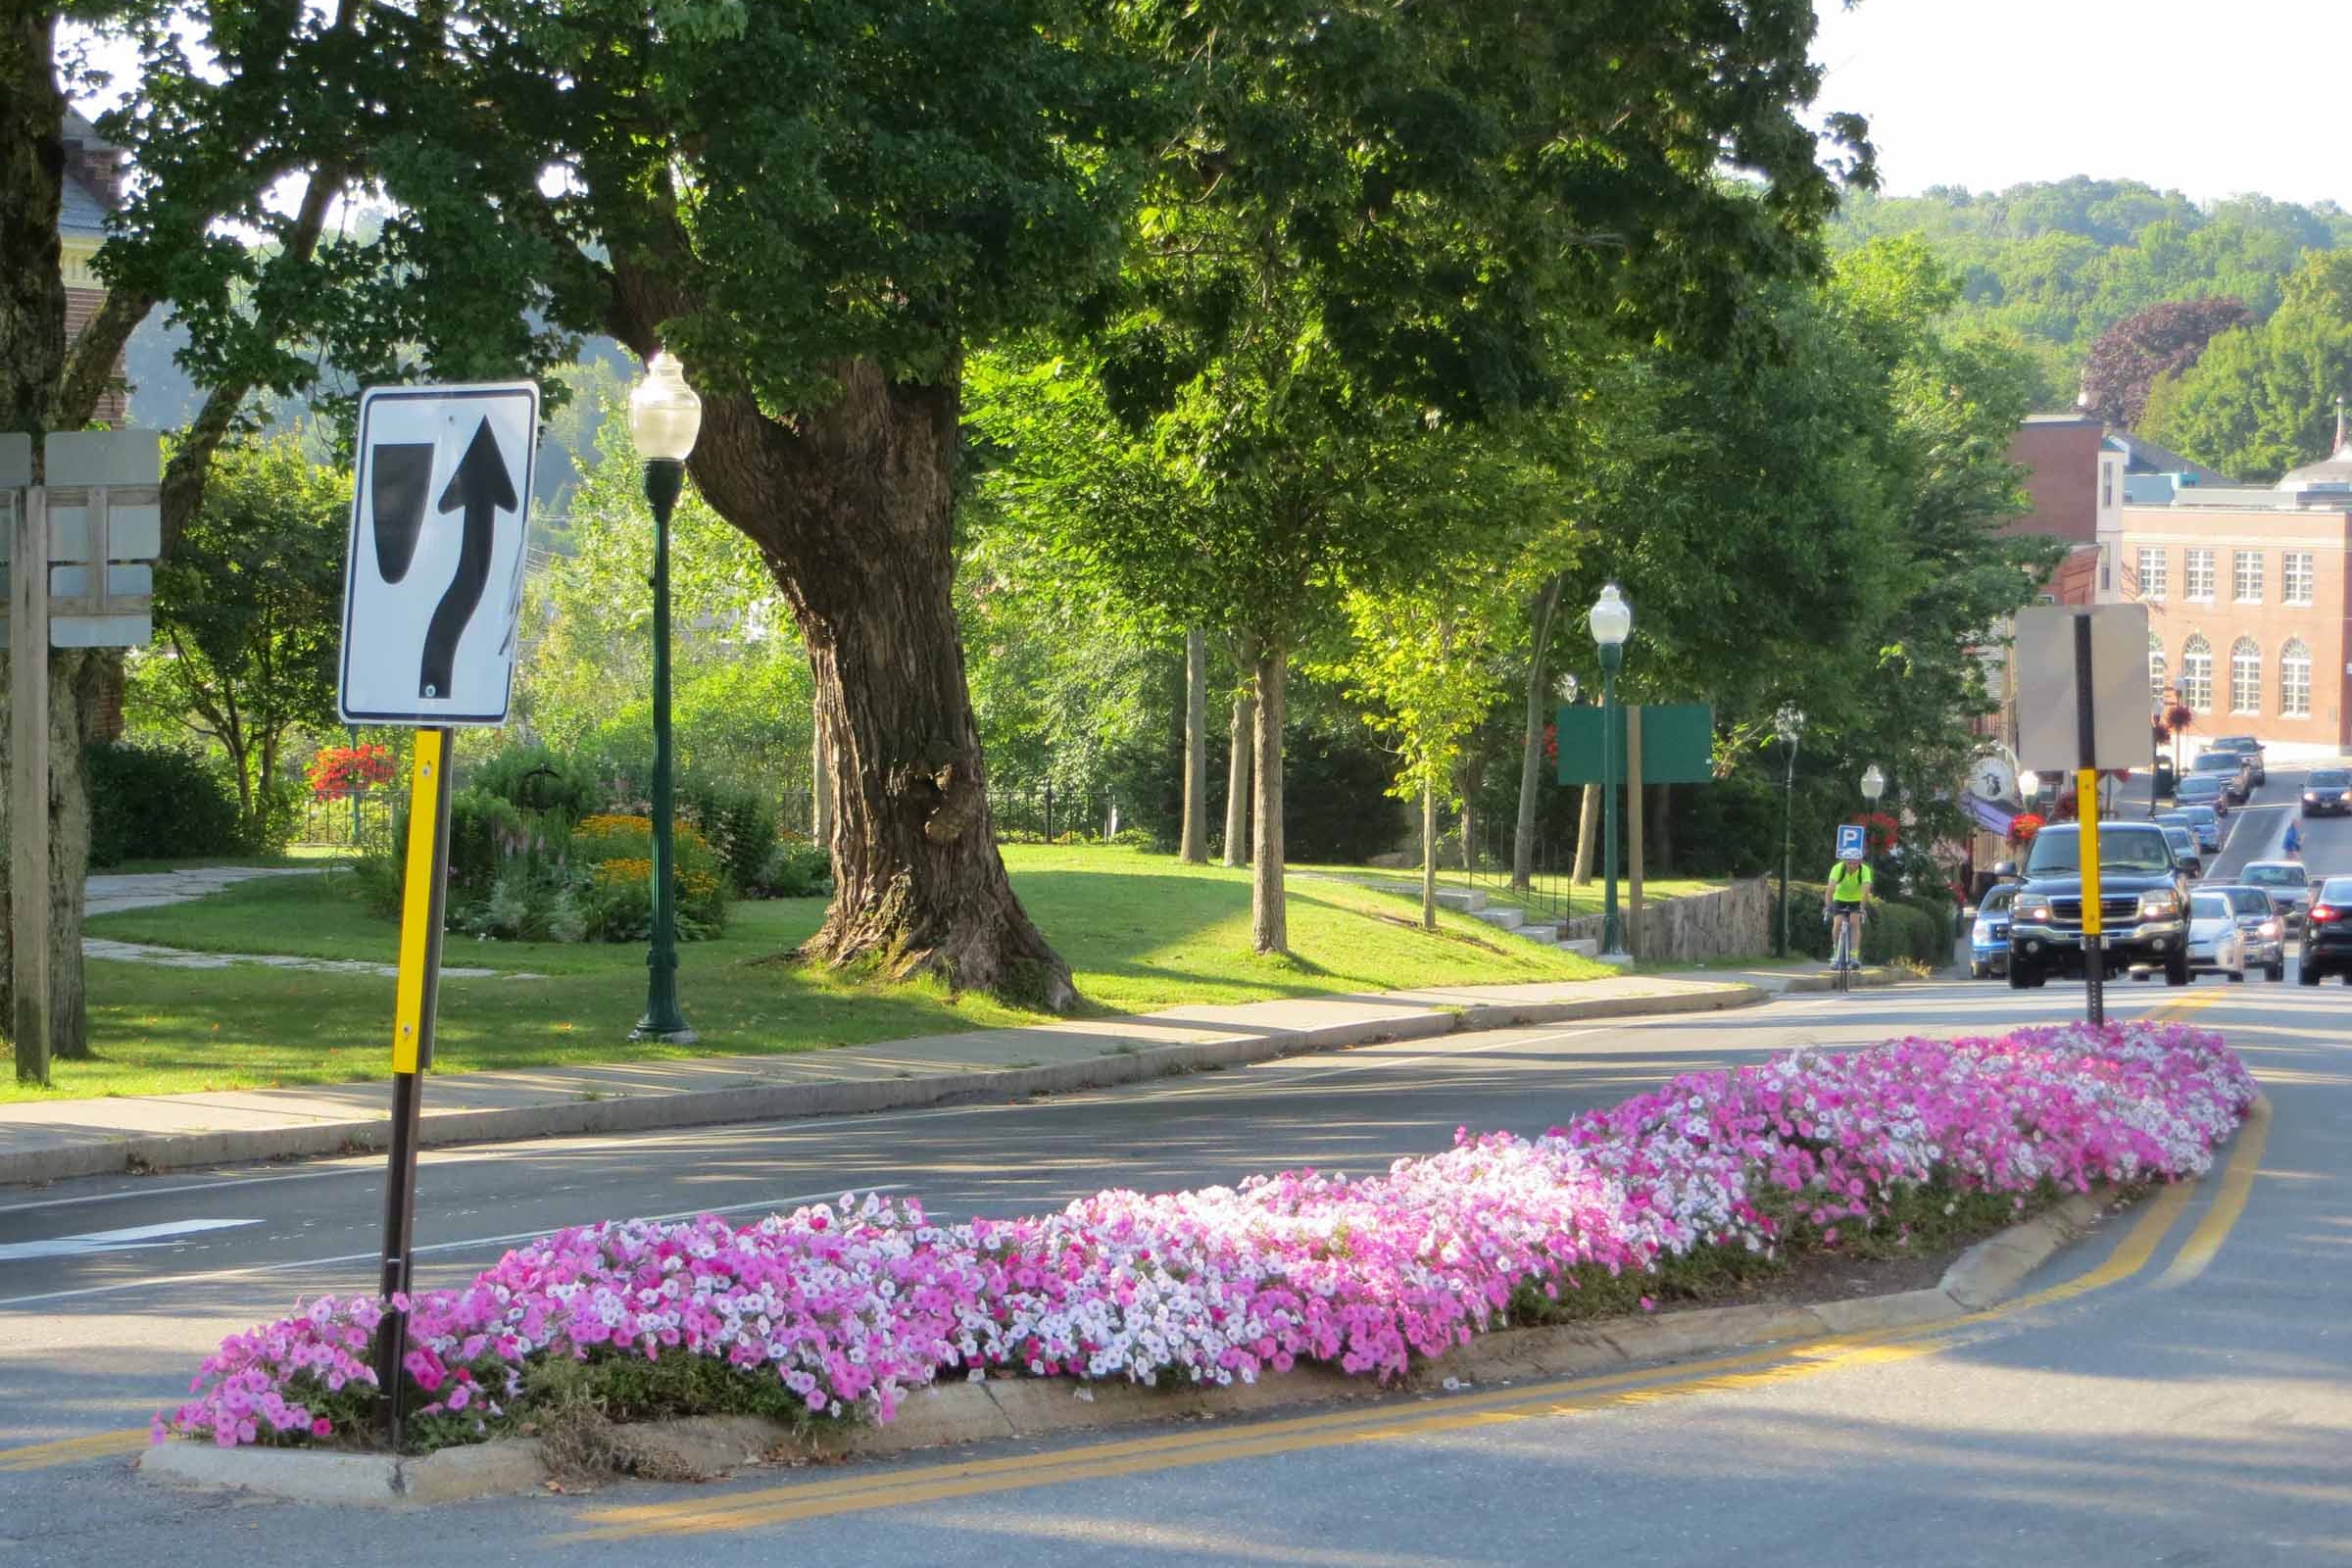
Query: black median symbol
[
  {"left": 418, "top": 417, "right": 518, "bottom": 701},
  {"left": 370, "top": 443, "right": 435, "bottom": 584}
]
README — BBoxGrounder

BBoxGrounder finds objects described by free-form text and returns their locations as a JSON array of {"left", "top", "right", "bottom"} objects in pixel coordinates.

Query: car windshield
[
  {"left": 2228, "top": 889, "right": 2273, "bottom": 916},
  {"left": 2163, "top": 827, "right": 2195, "bottom": 851},
  {"left": 2023, "top": 826, "right": 2176, "bottom": 875},
  {"left": 2323, "top": 879, "right": 2352, "bottom": 905},
  {"left": 1980, "top": 888, "right": 2012, "bottom": 913},
  {"left": 2243, "top": 864, "right": 2306, "bottom": 889},
  {"left": 2217, "top": 737, "right": 2257, "bottom": 752},
  {"left": 2312, "top": 770, "right": 2350, "bottom": 788},
  {"left": 2179, "top": 778, "right": 2223, "bottom": 797},
  {"left": 2191, "top": 893, "right": 2230, "bottom": 920},
  {"left": 2190, "top": 754, "right": 2238, "bottom": 772}
]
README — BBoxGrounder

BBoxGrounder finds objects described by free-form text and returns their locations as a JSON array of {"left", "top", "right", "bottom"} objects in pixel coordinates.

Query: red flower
[
  {"left": 2009, "top": 812, "right": 2046, "bottom": 846},
  {"left": 1846, "top": 810, "right": 1900, "bottom": 855},
  {"left": 306, "top": 743, "right": 399, "bottom": 802}
]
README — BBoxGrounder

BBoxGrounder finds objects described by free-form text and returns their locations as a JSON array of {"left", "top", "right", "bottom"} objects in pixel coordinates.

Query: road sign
[
  {"left": 1554, "top": 703, "right": 1715, "bottom": 785},
  {"left": 2014, "top": 604, "right": 2152, "bottom": 773},
  {"left": 1837, "top": 824, "right": 1866, "bottom": 861},
  {"left": 339, "top": 382, "right": 539, "bottom": 726}
]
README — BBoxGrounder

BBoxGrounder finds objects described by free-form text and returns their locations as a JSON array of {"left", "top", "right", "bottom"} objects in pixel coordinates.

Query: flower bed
[{"left": 157, "top": 1021, "right": 2253, "bottom": 1452}]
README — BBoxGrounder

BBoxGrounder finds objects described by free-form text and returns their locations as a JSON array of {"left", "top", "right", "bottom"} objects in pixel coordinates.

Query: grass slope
[{"left": 34, "top": 847, "right": 1605, "bottom": 1102}]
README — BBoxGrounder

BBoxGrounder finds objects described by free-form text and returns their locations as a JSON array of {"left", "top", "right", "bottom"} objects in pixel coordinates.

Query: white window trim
[
  {"left": 2138, "top": 547, "right": 2168, "bottom": 601},
  {"left": 2234, "top": 551, "right": 2264, "bottom": 605},
  {"left": 2185, "top": 549, "right": 2217, "bottom": 602},
  {"left": 2284, "top": 551, "right": 2315, "bottom": 608}
]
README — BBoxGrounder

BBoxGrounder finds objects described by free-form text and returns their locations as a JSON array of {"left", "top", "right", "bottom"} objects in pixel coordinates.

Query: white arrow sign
[{"left": 338, "top": 381, "right": 539, "bottom": 726}]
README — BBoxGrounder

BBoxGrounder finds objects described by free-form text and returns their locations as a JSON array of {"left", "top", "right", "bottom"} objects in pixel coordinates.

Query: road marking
[
  {"left": 0, "top": 1217, "right": 259, "bottom": 1263},
  {"left": 556, "top": 1166, "right": 2210, "bottom": 1543},
  {"left": 0, "top": 1429, "right": 150, "bottom": 1472},
  {"left": 0, "top": 1185, "right": 904, "bottom": 1309},
  {"left": 2154, "top": 1092, "right": 2274, "bottom": 1291}
]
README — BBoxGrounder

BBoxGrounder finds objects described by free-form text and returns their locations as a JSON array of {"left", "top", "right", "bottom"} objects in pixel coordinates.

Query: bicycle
[{"left": 1828, "top": 904, "right": 1864, "bottom": 994}]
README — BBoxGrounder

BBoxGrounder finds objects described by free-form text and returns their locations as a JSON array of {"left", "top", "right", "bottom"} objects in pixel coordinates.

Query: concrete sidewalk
[{"left": 0, "top": 965, "right": 1897, "bottom": 1188}]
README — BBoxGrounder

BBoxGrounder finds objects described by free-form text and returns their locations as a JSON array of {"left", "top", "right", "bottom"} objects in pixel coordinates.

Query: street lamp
[
  {"left": 1774, "top": 705, "right": 1804, "bottom": 956},
  {"left": 1590, "top": 584, "right": 1633, "bottom": 958},
  {"left": 627, "top": 351, "right": 702, "bottom": 1044},
  {"left": 1860, "top": 764, "right": 1886, "bottom": 805}
]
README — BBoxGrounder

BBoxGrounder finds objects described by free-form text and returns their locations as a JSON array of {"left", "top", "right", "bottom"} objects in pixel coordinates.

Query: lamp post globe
[
  {"left": 1590, "top": 584, "right": 1632, "bottom": 959},
  {"left": 1861, "top": 764, "right": 1885, "bottom": 803},
  {"left": 628, "top": 352, "right": 703, "bottom": 1045}
]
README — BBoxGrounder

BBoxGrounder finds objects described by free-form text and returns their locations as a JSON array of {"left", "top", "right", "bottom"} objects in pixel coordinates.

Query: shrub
[
  {"left": 1792, "top": 881, "right": 1949, "bottom": 966},
  {"left": 87, "top": 742, "right": 246, "bottom": 867},
  {"left": 679, "top": 780, "right": 777, "bottom": 895},
  {"left": 467, "top": 744, "right": 597, "bottom": 822},
  {"left": 572, "top": 814, "right": 728, "bottom": 938},
  {"left": 759, "top": 840, "right": 832, "bottom": 899}
]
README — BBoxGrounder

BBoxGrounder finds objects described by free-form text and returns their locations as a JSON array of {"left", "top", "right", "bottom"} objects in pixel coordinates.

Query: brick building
[{"left": 2122, "top": 423, "right": 2352, "bottom": 759}]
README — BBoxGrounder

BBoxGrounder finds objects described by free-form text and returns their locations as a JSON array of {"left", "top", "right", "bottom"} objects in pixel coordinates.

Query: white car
[{"left": 2183, "top": 890, "right": 2249, "bottom": 982}]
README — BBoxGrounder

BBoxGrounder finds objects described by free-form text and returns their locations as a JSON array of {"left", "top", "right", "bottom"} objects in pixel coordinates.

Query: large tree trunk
[
  {"left": 809, "top": 689, "right": 832, "bottom": 849},
  {"left": 1250, "top": 641, "right": 1286, "bottom": 954},
  {"left": 1420, "top": 775, "right": 1437, "bottom": 931},
  {"left": 1512, "top": 572, "right": 1565, "bottom": 891},
  {"left": 1223, "top": 635, "right": 1257, "bottom": 868},
  {"left": 670, "top": 354, "right": 1073, "bottom": 1008},
  {"left": 1179, "top": 629, "right": 1208, "bottom": 863}
]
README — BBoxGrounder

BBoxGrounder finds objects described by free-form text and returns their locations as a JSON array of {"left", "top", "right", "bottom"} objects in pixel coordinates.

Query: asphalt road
[{"left": 1, "top": 799, "right": 2344, "bottom": 1565}]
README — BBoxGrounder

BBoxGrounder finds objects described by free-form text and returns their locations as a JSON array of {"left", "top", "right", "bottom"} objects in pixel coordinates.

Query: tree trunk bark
[
  {"left": 1513, "top": 573, "right": 1564, "bottom": 891},
  {"left": 809, "top": 688, "right": 832, "bottom": 850},
  {"left": 671, "top": 354, "right": 1072, "bottom": 1009},
  {"left": 1454, "top": 752, "right": 1486, "bottom": 871},
  {"left": 1572, "top": 781, "right": 1599, "bottom": 885},
  {"left": 1223, "top": 635, "right": 1257, "bottom": 868},
  {"left": 1420, "top": 774, "right": 1437, "bottom": 931},
  {"left": 1250, "top": 641, "right": 1286, "bottom": 954},
  {"left": 1179, "top": 628, "right": 1208, "bottom": 862}
]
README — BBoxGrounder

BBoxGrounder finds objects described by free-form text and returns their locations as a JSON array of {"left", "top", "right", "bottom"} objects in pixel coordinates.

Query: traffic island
[
  {"left": 135, "top": 1184, "right": 2125, "bottom": 1505},
  {"left": 135, "top": 1020, "right": 2254, "bottom": 1507}
]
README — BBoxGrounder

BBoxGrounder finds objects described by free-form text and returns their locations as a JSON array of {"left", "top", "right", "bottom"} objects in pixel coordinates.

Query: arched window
[
  {"left": 2148, "top": 632, "right": 2166, "bottom": 706},
  {"left": 2181, "top": 634, "right": 2213, "bottom": 712},
  {"left": 2230, "top": 637, "right": 2261, "bottom": 715},
  {"left": 2282, "top": 638, "right": 2313, "bottom": 719}
]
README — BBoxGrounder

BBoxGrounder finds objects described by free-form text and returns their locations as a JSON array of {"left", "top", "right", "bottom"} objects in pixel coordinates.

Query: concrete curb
[
  {"left": 133, "top": 1179, "right": 2120, "bottom": 1508},
  {"left": 6, "top": 979, "right": 1816, "bottom": 1188}
]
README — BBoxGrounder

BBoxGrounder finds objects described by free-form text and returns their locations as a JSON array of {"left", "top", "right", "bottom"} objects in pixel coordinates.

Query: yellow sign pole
[
  {"left": 2073, "top": 614, "right": 2105, "bottom": 1025},
  {"left": 374, "top": 728, "right": 454, "bottom": 1446}
]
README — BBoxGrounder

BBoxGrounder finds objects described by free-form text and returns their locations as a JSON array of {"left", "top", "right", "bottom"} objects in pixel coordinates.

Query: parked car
[
  {"left": 2007, "top": 821, "right": 2191, "bottom": 989},
  {"left": 2209, "top": 735, "right": 2267, "bottom": 786},
  {"left": 2176, "top": 773, "right": 2231, "bottom": 815},
  {"left": 2301, "top": 766, "right": 2352, "bottom": 817},
  {"left": 2186, "top": 749, "right": 2252, "bottom": 805},
  {"left": 2298, "top": 875, "right": 2352, "bottom": 985},
  {"left": 2157, "top": 807, "right": 2222, "bottom": 854},
  {"left": 2160, "top": 824, "right": 2203, "bottom": 879},
  {"left": 2202, "top": 883, "right": 2286, "bottom": 980},
  {"left": 1968, "top": 884, "right": 2015, "bottom": 979},
  {"left": 2240, "top": 859, "right": 2315, "bottom": 931},
  {"left": 2182, "top": 890, "right": 2249, "bottom": 982}
]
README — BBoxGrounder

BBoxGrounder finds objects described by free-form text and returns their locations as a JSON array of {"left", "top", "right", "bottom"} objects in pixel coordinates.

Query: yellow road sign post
[{"left": 372, "top": 727, "right": 455, "bottom": 1446}]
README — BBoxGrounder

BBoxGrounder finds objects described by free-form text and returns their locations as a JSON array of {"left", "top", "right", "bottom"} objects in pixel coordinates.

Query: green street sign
[{"left": 1554, "top": 702, "right": 1715, "bottom": 786}]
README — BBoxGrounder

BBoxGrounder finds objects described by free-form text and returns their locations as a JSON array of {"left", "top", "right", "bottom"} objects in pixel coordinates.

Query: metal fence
[
  {"left": 1453, "top": 814, "right": 1586, "bottom": 925},
  {"left": 989, "top": 782, "right": 1126, "bottom": 843},
  {"left": 295, "top": 793, "right": 395, "bottom": 848}
]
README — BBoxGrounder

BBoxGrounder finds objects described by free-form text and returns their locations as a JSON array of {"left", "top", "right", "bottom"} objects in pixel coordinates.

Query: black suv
[
  {"left": 2007, "top": 821, "right": 2191, "bottom": 988},
  {"left": 2209, "top": 735, "right": 2267, "bottom": 786},
  {"left": 2302, "top": 767, "right": 2352, "bottom": 817},
  {"left": 2299, "top": 876, "right": 2352, "bottom": 984}
]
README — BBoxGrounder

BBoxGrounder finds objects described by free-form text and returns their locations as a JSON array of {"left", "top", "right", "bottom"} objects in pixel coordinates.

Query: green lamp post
[
  {"left": 628, "top": 352, "right": 702, "bottom": 1045},
  {"left": 1775, "top": 704, "right": 1804, "bottom": 957},
  {"left": 1591, "top": 583, "right": 1632, "bottom": 958}
]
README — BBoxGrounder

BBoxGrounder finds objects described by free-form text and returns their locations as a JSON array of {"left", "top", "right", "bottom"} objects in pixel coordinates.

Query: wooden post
[
  {"left": 1626, "top": 705, "right": 1643, "bottom": 960},
  {"left": 12, "top": 484, "right": 49, "bottom": 1085}
]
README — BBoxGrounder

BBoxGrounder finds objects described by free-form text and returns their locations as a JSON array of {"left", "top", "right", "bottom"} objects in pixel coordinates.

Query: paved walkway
[
  {"left": 0, "top": 964, "right": 1893, "bottom": 1186},
  {"left": 85, "top": 865, "right": 327, "bottom": 917}
]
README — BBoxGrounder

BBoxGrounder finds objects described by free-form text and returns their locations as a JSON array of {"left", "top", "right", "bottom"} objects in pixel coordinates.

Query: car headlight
[
  {"left": 2260, "top": 920, "right": 2280, "bottom": 938},
  {"left": 2139, "top": 891, "right": 2180, "bottom": 918},
  {"left": 2022, "top": 903, "right": 2054, "bottom": 923},
  {"left": 1971, "top": 923, "right": 1992, "bottom": 942}
]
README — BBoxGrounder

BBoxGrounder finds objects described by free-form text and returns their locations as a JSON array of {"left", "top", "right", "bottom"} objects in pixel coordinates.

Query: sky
[{"left": 1810, "top": 0, "right": 2348, "bottom": 208}]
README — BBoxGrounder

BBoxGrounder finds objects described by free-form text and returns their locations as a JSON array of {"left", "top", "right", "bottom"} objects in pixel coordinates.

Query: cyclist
[{"left": 1823, "top": 850, "right": 1873, "bottom": 970}]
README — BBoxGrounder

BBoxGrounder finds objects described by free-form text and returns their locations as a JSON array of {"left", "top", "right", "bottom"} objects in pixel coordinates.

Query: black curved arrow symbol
[
  {"left": 418, "top": 417, "right": 517, "bottom": 701},
  {"left": 369, "top": 443, "right": 434, "bottom": 584}
]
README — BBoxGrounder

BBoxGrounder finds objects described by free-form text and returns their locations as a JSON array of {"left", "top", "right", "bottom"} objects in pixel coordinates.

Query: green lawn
[
  {"left": 32, "top": 847, "right": 1607, "bottom": 1102},
  {"left": 1294, "top": 861, "right": 1724, "bottom": 923},
  {"left": 92, "top": 846, "right": 354, "bottom": 876}
]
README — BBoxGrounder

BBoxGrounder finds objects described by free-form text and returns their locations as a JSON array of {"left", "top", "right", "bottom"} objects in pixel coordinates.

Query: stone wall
[{"left": 1558, "top": 877, "right": 1773, "bottom": 966}]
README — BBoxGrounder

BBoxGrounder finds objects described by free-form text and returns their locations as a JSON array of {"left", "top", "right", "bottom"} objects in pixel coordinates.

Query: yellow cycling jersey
[{"left": 1826, "top": 860, "right": 1874, "bottom": 904}]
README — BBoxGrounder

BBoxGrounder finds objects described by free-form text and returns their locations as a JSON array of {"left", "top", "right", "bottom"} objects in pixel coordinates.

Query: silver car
[
  {"left": 2239, "top": 860, "right": 2314, "bottom": 932},
  {"left": 2184, "top": 890, "right": 2249, "bottom": 982},
  {"left": 2201, "top": 883, "right": 2285, "bottom": 980}
]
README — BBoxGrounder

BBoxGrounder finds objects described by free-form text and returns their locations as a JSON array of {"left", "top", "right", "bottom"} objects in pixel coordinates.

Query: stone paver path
[{"left": 85, "top": 865, "right": 328, "bottom": 917}]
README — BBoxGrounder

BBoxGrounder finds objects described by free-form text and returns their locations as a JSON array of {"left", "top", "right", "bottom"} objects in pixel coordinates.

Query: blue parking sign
[{"left": 1836, "top": 824, "right": 1866, "bottom": 861}]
